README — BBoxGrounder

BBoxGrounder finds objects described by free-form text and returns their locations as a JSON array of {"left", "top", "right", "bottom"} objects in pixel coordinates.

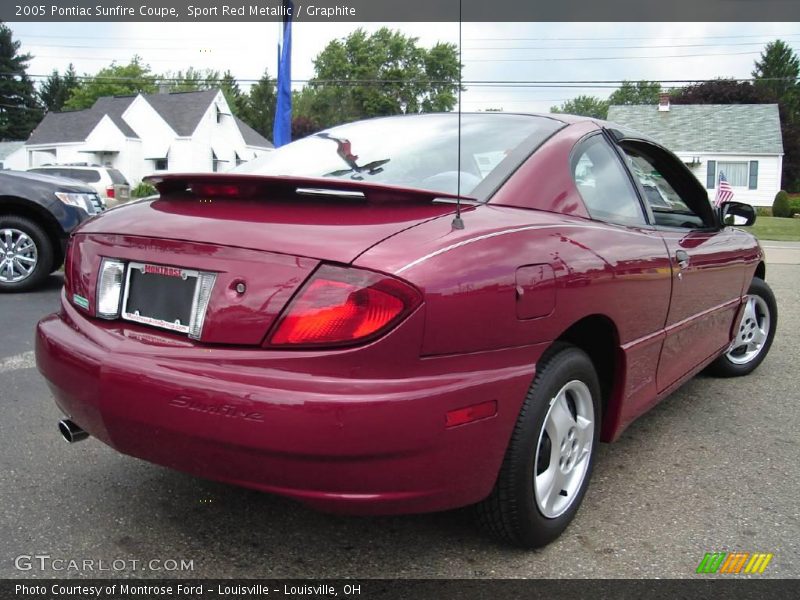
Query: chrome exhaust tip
[{"left": 58, "top": 419, "right": 89, "bottom": 443}]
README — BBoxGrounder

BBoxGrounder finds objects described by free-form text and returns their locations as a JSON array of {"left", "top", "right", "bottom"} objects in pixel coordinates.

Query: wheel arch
[
  {"left": 0, "top": 195, "right": 66, "bottom": 267},
  {"left": 552, "top": 313, "right": 624, "bottom": 443},
  {"left": 754, "top": 261, "right": 766, "bottom": 282}
]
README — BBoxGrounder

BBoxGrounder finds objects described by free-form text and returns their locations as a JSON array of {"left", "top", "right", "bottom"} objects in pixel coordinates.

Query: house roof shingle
[
  {"left": 141, "top": 88, "right": 220, "bottom": 136},
  {"left": 606, "top": 103, "right": 783, "bottom": 155},
  {"left": 27, "top": 89, "right": 273, "bottom": 148},
  {"left": 234, "top": 115, "right": 274, "bottom": 148},
  {"left": 90, "top": 96, "right": 138, "bottom": 137},
  {"left": 28, "top": 109, "right": 105, "bottom": 145},
  {"left": 0, "top": 141, "right": 24, "bottom": 159}
]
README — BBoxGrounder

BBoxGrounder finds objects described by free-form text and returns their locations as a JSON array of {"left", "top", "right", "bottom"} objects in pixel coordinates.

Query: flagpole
[{"left": 273, "top": 0, "right": 293, "bottom": 147}]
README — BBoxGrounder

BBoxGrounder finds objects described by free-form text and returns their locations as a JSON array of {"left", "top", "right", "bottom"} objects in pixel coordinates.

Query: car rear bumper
[{"left": 36, "top": 293, "right": 542, "bottom": 514}]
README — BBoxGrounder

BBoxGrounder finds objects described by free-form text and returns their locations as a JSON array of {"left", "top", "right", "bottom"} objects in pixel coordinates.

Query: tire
[
  {"left": 707, "top": 277, "right": 777, "bottom": 377},
  {"left": 475, "top": 343, "right": 602, "bottom": 548},
  {"left": 0, "top": 215, "right": 55, "bottom": 293}
]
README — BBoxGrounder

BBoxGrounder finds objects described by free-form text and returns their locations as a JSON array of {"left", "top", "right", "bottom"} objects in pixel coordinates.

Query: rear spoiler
[{"left": 144, "top": 173, "right": 478, "bottom": 205}]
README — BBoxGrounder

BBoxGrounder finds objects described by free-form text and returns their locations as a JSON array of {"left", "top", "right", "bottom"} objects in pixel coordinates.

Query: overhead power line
[
  {"left": 465, "top": 32, "right": 800, "bottom": 42},
  {"left": 10, "top": 73, "right": 799, "bottom": 85},
  {"left": 465, "top": 40, "right": 800, "bottom": 51},
  {"left": 19, "top": 37, "right": 800, "bottom": 53},
  {"left": 468, "top": 50, "right": 763, "bottom": 62}
]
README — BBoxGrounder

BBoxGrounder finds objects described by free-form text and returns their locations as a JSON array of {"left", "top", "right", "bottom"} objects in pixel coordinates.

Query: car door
[
  {"left": 568, "top": 133, "right": 673, "bottom": 421},
  {"left": 617, "top": 139, "right": 748, "bottom": 392}
]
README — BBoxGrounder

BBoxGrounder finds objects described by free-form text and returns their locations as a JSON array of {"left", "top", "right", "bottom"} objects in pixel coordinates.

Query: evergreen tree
[
  {"left": 752, "top": 39, "right": 800, "bottom": 110},
  {"left": 39, "top": 64, "right": 79, "bottom": 112},
  {"left": 0, "top": 23, "right": 43, "bottom": 139},
  {"left": 240, "top": 70, "right": 276, "bottom": 139},
  {"left": 220, "top": 70, "right": 246, "bottom": 115}
]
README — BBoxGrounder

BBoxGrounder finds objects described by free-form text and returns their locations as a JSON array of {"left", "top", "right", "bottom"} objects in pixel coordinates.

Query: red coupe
[{"left": 36, "top": 113, "right": 777, "bottom": 547}]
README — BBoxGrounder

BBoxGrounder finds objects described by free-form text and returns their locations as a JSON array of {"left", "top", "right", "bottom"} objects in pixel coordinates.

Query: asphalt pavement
[{"left": 0, "top": 267, "right": 798, "bottom": 579}]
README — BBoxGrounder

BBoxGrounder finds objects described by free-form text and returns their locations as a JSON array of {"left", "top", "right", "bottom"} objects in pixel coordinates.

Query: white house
[
  {"left": 607, "top": 99, "right": 784, "bottom": 207},
  {"left": 25, "top": 89, "right": 273, "bottom": 185},
  {"left": 0, "top": 141, "right": 27, "bottom": 170}
]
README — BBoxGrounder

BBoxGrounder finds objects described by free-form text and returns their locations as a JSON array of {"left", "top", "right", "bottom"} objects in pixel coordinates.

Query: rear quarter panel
[{"left": 355, "top": 204, "right": 673, "bottom": 441}]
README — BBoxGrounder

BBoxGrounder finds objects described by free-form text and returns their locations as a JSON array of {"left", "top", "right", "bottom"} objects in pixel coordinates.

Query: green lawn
[{"left": 749, "top": 216, "right": 800, "bottom": 242}]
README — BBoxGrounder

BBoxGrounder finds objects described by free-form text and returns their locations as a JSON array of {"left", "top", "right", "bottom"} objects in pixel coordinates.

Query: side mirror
[{"left": 719, "top": 201, "right": 756, "bottom": 227}]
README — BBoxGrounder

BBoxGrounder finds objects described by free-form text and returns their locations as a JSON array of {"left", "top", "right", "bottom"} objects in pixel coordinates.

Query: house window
[
  {"left": 717, "top": 161, "right": 749, "bottom": 187},
  {"left": 706, "top": 160, "right": 716, "bottom": 189},
  {"left": 215, "top": 105, "right": 231, "bottom": 124},
  {"left": 154, "top": 158, "right": 168, "bottom": 171},
  {"left": 212, "top": 150, "right": 228, "bottom": 172},
  {"left": 748, "top": 161, "right": 759, "bottom": 190}
]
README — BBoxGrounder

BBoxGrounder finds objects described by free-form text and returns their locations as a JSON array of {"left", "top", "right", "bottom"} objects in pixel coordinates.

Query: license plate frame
[{"left": 121, "top": 262, "right": 200, "bottom": 334}]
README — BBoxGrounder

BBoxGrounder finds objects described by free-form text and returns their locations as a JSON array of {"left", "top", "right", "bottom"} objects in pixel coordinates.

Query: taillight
[
  {"left": 96, "top": 258, "right": 125, "bottom": 318},
  {"left": 106, "top": 185, "right": 116, "bottom": 199},
  {"left": 267, "top": 264, "right": 421, "bottom": 348}
]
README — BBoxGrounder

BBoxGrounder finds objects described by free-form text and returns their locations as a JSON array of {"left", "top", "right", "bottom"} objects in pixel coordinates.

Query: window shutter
[
  {"left": 707, "top": 160, "right": 716, "bottom": 189},
  {"left": 749, "top": 161, "right": 758, "bottom": 190}
]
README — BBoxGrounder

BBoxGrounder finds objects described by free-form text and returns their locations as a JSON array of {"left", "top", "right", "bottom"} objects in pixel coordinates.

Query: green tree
[
  {"left": 38, "top": 64, "right": 79, "bottom": 112},
  {"left": 0, "top": 23, "right": 42, "bottom": 139},
  {"left": 159, "top": 67, "right": 220, "bottom": 92},
  {"left": 239, "top": 69, "right": 276, "bottom": 139},
  {"left": 752, "top": 39, "right": 800, "bottom": 113},
  {"left": 608, "top": 80, "right": 662, "bottom": 106},
  {"left": 301, "top": 28, "right": 461, "bottom": 128},
  {"left": 551, "top": 95, "right": 608, "bottom": 119},
  {"left": 65, "top": 56, "right": 158, "bottom": 110},
  {"left": 220, "top": 70, "right": 246, "bottom": 115}
]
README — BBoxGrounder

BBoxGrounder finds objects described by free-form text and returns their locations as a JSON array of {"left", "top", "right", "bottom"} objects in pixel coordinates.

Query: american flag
[{"left": 714, "top": 172, "right": 735, "bottom": 207}]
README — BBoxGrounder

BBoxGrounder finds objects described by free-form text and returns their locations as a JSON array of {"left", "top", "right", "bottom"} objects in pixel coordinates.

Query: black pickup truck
[{"left": 0, "top": 170, "right": 104, "bottom": 292}]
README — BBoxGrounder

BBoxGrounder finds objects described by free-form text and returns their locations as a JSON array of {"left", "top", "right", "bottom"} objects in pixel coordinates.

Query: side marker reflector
[{"left": 446, "top": 400, "right": 497, "bottom": 428}]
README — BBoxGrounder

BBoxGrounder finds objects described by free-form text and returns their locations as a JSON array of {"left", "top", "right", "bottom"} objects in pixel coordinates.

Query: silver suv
[{"left": 28, "top": 164, "right": 131, "bottom": 208}]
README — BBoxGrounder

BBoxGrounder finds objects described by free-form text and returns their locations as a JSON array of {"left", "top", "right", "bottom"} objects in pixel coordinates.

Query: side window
[
  {"left": 622, "top": 149, "right": 705, "bottom": 229},
  {"left": 69, "top": 169, "right": 101, "bottom": 183},
  {"left": 571, "top": 135, "right": 645, "bottom": 226}
]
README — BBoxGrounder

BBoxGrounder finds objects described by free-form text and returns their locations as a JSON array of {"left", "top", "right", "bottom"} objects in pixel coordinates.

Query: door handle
[{"left": 675, "top": 250, "right": 690, "bottom": 269}]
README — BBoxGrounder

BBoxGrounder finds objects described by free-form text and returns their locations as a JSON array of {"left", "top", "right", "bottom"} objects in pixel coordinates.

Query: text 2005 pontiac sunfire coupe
[{"left": 36, "top": 113, "right": 777, "bottom": 547}]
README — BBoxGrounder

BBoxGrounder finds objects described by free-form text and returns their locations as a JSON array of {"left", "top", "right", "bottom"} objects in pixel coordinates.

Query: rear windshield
[
  {"left": 108, "top": 169, "right": 129, "bottom": 185},
  {"left": 235, "top": 113, "right": 564, "bottom": 199}
]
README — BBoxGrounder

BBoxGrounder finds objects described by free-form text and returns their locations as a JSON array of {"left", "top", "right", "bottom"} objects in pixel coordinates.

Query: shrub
[
  {"left": 772, "top": 190, "right": 791, "bottom": 218},
  {"left": 789, "top": 197, "right": 800, "bottom": 218},
  {"left": 132, "top": 181, "right": 157, "bottom": 198},
  {"left": 755, "top": 206, "right": 772, "bottom": 217}
]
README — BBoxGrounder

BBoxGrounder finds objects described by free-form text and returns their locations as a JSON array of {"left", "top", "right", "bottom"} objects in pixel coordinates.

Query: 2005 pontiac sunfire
[{"left": 36, "top": 113, "right": 777, "bottom": 547}]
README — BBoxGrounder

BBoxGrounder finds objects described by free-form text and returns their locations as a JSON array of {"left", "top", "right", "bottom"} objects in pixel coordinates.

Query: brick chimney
[{"left": 658, "top": 92, "right": 670, "bottom": 112}]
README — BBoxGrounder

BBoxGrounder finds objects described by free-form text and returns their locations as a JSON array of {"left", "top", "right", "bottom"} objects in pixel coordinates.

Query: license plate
[{"left": 121, "top": 262, "right": 199, "bottom": 333}]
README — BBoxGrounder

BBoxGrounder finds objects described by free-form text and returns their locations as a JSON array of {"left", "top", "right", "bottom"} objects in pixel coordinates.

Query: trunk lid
[
  {"left": 69, "top": 175, "right": 466, "bottom": 345},
  {"left": 80, "top": 174, "right": 463, "bottom": 264}
]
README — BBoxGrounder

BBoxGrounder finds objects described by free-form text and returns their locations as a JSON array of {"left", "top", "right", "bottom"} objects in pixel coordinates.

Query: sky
[{"left": 7, "top": 21, "right": 800, "bottom": 113}]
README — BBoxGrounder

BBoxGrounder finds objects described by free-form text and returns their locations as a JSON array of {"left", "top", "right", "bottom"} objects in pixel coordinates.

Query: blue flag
[{"left": 273, "top": 1, "right": 293, "bottom": 147}]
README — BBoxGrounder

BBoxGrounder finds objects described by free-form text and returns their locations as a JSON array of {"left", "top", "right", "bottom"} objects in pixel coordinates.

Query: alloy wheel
[
  {"left": 534, "top": 379, "right": 595, "bottom": 519},
  {"left": 0, "top": 228, "right": 38, "bottom": 283},
  {"left": 726, "top": 295, "right": 770, "bottom": 365}
]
